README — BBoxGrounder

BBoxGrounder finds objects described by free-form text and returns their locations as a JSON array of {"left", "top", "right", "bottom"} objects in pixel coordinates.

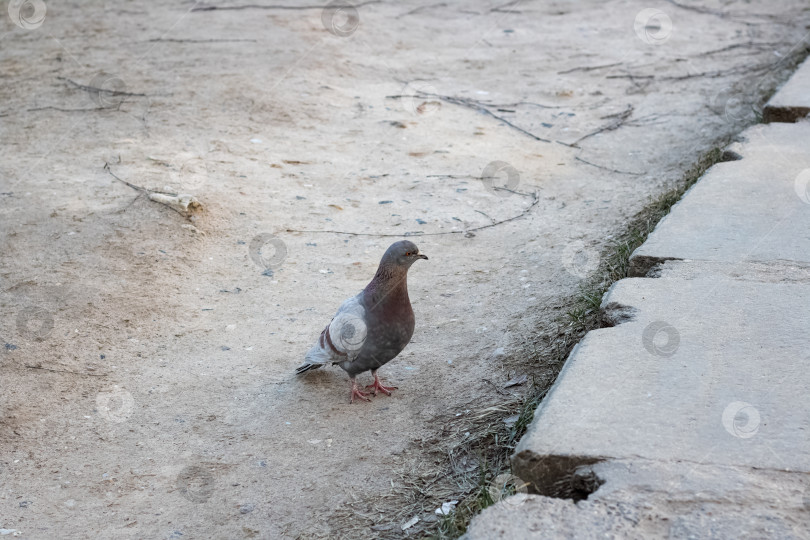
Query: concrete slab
[
  {"left": 511, "top": 277, "right": 810, "bottom": 497},
  {"left": 464, "top": 459, "right": 810, "bottom": 539},
  {"left": 764, "top": 56, "right": 810, "bottom": 123},
  {"left": 630, "top": 121, "right": 810, "bottom": 277},
  {"left": 466, "top": 51, "right": 810, "bottom": 540}
]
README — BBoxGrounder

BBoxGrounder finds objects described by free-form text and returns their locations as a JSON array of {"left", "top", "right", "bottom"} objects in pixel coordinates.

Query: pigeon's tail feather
[
  {"left": 296, "top": 337, "right": 332, "bottom": 375},
  {"left": 295, "top": 362, "right": 323, "bottom": 375}
]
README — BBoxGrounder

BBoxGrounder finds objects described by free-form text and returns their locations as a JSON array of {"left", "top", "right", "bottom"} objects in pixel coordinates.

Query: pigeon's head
[{"left": 383, "top": 240, "right": 428, "bottom": 268}]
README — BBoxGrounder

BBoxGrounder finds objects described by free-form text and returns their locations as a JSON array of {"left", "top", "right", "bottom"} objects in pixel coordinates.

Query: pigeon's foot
[
  {"left": 349, "top": 378, "right": 371, "bottom": 404},
  {"left": 365, "top": 371, "right": 398, "bottom": 397}
]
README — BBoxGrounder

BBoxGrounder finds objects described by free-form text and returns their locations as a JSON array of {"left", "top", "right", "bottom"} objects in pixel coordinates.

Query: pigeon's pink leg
[
  {"left": 350, "top": 378, "right": 371, "bottom": 404},
  {"left": 365, "top": 370, "right": 398, "bottom": 396}
]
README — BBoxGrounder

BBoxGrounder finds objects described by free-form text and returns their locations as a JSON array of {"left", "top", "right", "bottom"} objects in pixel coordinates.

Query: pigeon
[{"left": 297, "top": 240, "right": 428, "bottom": 403}]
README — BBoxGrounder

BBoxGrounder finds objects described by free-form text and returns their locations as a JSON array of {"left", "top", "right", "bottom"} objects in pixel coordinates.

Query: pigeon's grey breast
[{"left": 339, "top": 285, "right": 415, "bottom": 376}]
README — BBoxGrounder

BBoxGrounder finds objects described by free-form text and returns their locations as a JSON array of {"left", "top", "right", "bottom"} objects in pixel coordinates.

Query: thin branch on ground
[
  {"left": 490, "top": 0, "right": 522, "bottom": 13},
  {"left": 192, "top": 0, "right": 380, "bottom": 12},
  {"left": 104, "top": 161, "right": 150, "bottom": 194},
  {"left": 286, "top": 191, "right": 540, "bottom": 237},
  {"left": 557, "top": 62, "right": 622, "bottom": 75},
  {"left": 662, "top": 0, "right": 782, "bottom": 21},
  {"left": 397, "top": 2, "right": 447, "bottom": 18},
  {"left": 481, "top": 378, "right": 510, "bottom": 396},
  {"left": 490, "top": 100, "right": 560, "bottom": 109},
  {"left": 103, "top": 162, "right": 201, "bottom": 218},
  {"left": 663, "top": 0, "right": 727, "bottom": 17},
  {"left": 27, "top": 105, "right": 123, "bottom": 113},
  {"left": 605, "top": 74, "right": 654, "bottom": 80},
  {"left": 567, "top": 104, "right": 633, "bottom": 146},
  {"left": 24, "top": 364, "right": 107, "bottom": 377},
  {"left": 607, "top": 62, "right": 776, "bottom": 83},
  {"left": 575, "top": 156, "right": 645, "bottom": 176},
  {"left": 57, "top": 77, "right": 147, "bottom": 97},
  {"left": 387, "top": 92, "right": 554, "bottom": 143},
  {"left": 147, "top": 38, "right": 257, "bottom": 43},
  {"left": 695, "top": 41, "right": 788, "bottom": 57},
  {"left": 659, "top": 63, "right": 773, "bottom": 81}
]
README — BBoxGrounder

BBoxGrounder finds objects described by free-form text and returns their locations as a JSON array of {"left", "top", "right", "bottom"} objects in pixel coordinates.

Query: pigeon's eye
[{"left": 405, "top": 252, "right": 411, "bottom": 256}]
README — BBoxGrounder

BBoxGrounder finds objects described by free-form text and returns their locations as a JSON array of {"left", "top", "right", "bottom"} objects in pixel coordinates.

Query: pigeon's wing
[{"left": 296, "top": 295, "right": 368, "bottom": 374}]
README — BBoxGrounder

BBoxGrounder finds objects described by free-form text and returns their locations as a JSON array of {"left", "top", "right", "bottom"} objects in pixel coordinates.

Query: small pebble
[{"left": 239, "top": 503, "right": 255, "bottom": 514}]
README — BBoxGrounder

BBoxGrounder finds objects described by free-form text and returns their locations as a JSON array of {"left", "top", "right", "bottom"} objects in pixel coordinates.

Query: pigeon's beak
[{"left": 417, "top": 253, "right": 428, "bottom": 260}]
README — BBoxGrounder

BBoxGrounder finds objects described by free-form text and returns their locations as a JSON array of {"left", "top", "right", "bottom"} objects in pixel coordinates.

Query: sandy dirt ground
[{"left": 1, "top": 0, "right": 808, "bottom": 538}]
